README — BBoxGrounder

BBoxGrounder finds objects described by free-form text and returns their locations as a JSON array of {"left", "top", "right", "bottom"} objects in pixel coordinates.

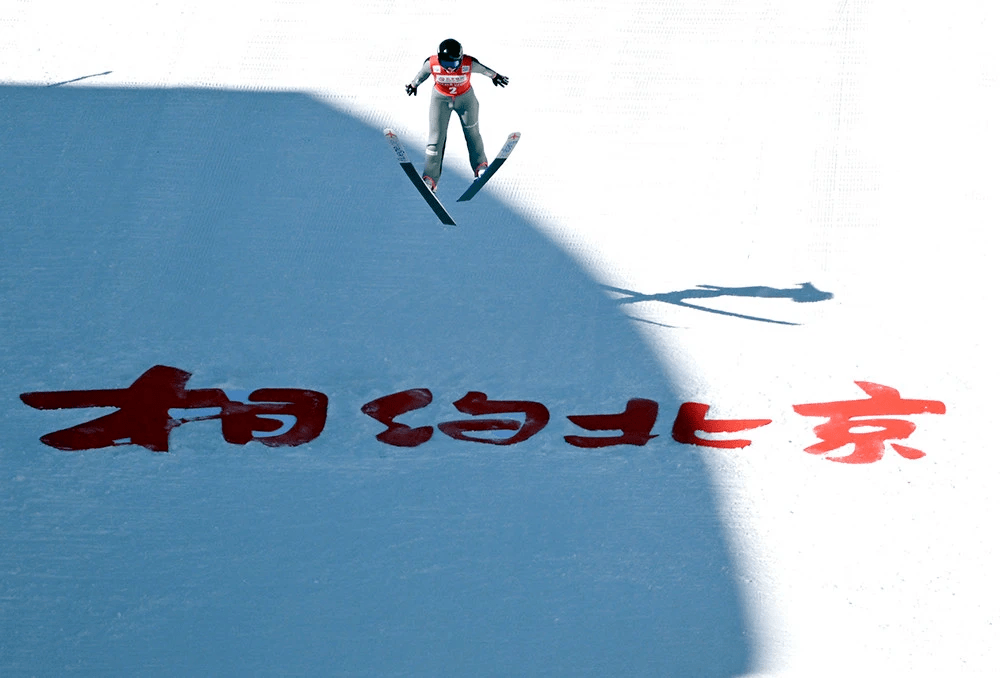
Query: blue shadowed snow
[{"left": 0, "top": 86, "right": 751, "bottom": 676}]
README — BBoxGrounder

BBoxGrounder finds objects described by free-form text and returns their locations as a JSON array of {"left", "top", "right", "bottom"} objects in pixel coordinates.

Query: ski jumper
[{"left": 409, "top": 55, "right": 500, "bottom": 184}]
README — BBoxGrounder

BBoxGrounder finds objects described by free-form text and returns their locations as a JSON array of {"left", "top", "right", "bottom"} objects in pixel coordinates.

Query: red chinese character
[
  {"left": 360, "top": 388, "right": 435, "bottom": 447},
  {"left": 20, "top": 365, "right": 327, "bottom": 452},
  {"left": 220, "top": 388, "right": 328, "bottom": 447},
  {"left": 671, "top": 402, "right": 772, "bottom": 449},
  {"left": 793, "top": 381, "right": 946, "bottom": 464},
  {"left": 437, "top": 391, "right": 549, "bottom": 445},
  {"left": 565, "top": 398, "right": 659, "bottom": 448}
]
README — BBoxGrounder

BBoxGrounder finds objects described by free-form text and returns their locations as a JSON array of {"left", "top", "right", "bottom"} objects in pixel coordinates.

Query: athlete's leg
[
  {"left": 455, "top": 90, "right": 488, "bottom": 173},
  {"left": 422, "top": 92, "right": 453, "bottom": 185}
]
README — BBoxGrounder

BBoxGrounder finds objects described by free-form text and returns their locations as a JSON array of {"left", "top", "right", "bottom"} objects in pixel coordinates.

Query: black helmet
[{"left": 438, "top": 38, "right": 463, "bottom": 61}]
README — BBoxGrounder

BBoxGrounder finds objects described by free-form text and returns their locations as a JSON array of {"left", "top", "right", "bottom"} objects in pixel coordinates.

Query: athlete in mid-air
[{"left": 405, "top": 38, "right": 509, "bottom": 193}]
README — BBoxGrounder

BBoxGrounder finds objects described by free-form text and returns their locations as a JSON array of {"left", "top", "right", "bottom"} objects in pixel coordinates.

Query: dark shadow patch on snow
[
  {"left": 604, "top": 282, "right": 834, "bottom": 326},
  {"left": 0, "top": 86, "right": 752, "bottom": 677}
]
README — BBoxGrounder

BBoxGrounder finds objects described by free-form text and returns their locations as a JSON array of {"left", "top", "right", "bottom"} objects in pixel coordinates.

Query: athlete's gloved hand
[
  {"left": 405, "top": 84, "right": 418, "bottom": 96},
  {"left": 492, "top": 74, "right": 509, "bottom": 88}
]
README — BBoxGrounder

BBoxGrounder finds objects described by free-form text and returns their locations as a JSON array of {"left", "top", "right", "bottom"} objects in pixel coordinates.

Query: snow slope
[
  {"left": 2, "top": 1, "right": 998, "bottom": 676},
  {"left": 0, "top": 86, "right": 747, "bottom": 676}
]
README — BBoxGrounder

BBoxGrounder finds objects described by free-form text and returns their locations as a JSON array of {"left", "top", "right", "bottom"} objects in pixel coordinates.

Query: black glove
[
  {"left": 492, "top": 73, "right": 509, "bottom": 88},
  {"left": 405, "top": 84, "right": 417, "bottom": 96}
]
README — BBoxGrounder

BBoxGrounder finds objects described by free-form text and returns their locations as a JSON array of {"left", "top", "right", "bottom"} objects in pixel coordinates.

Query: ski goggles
[{"left": 439, "top": 58, "right": 461, "bottom": 70}]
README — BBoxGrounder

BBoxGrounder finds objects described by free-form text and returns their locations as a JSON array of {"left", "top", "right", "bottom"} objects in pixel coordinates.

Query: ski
[
  {"left": 384, "top": 129, "right": 457, "bottom": 226},
  {"left": 457, "top": 132, "right": 521, "bottom": 202}
]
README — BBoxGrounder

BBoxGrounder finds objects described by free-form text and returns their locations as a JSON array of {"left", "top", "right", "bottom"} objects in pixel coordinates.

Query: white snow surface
[{"left": 2, "top": 2, "right": 998, "bottom": 676}]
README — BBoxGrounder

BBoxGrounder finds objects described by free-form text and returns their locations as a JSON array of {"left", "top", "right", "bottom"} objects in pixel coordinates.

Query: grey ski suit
[{"left": 409, "top": 56, "right": 502, "bottom": 185}]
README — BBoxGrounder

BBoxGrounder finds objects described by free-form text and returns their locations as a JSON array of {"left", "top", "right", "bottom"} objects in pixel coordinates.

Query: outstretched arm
[
  {"left": 471, "top": 58, "right": 509, "bottom": 87},
  {"left": 405, "top": 58, "right": 432, "bottom": 95}
]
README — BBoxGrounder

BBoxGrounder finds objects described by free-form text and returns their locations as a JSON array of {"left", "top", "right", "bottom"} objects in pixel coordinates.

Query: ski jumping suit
[{"left": 409, "top": 55, "right": 500, "bottom": 185}]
